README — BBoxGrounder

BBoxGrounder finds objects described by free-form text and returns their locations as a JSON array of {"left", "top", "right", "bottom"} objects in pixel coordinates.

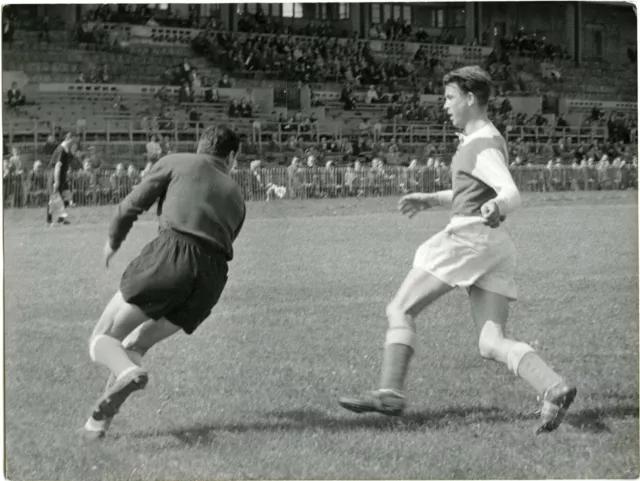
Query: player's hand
[
  {"left": 398, "top": 193, "right": 433, "bottom": 219},
  {"left": 103, "top": 240, "right": 117, "bottom": 268},
  {"left": 481, "top": 200, "right": 506, "bottom": 228}
]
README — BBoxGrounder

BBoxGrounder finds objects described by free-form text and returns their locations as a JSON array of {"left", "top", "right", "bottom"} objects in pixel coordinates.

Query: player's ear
[
  {"left": 467, "top": 91, "right": 476, "bottom": 107},
  {"left": 227, "top": 151, "right": 237, "bottom": 169}
]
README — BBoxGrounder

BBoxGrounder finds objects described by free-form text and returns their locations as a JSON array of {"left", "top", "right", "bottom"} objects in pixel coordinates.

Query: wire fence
[{"left": 3, "top": 165, "right": 637, "bottom": 208}]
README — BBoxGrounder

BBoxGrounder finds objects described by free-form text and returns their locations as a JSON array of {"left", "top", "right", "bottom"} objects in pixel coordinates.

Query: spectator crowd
[
  {"left": 81, "top": 4, "right": 202, "bottom": 29},
  {"left": 2, "top": 6, "right": 637, "bottom": 209},
  {"left": 5, "top": 146, "right": 637, "bottom": 208}
]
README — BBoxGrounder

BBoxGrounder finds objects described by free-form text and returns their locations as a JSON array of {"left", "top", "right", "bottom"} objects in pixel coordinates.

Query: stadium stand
[{"left": 2, "top": 3, "right": 637, "bottom": 206}]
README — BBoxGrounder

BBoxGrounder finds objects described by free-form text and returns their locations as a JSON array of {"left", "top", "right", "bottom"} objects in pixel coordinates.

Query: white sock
[
  {"left": 126, "top": 349, "right": 143, "bottom": 366},
  {"left": 84, "top": 416, "right": 108, "bottom": 432},
  {"left": 115, "top": 365, "right": 140, "bottom": 382}
]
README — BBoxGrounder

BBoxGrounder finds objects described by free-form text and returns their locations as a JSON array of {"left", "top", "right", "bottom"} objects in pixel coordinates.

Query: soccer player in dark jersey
[
  {"left": 47, "top": 132, "right": 76, "bottom": 226},
  {"left": 79, "top": 125, "right": 246, "bottom": 441}
]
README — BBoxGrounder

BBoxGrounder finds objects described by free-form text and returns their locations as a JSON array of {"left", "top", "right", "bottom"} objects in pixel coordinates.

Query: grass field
[{"left": 4, "top": 191, "right": 639, "bottom": 480}]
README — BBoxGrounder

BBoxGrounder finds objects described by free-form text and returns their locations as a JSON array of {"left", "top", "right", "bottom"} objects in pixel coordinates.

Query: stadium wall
[
  {"left": 478, "top": 1, "right": 635, "bottom": 65},
  {"left": 30, "top": 3, "right": 637, "bottom": 66},
  {"left": 581, "top": 2, "right": 637, "bottom": 64},
  {"left": 479, "top": 2, "right": 569, "bottom": 47}
]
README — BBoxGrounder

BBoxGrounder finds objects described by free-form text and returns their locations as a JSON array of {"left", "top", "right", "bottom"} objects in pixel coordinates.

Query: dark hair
[
  {"left": 197, "top": 125, "right": 240, "bottom": 158},
  {"left": 442, "top": 65, "right": 492, "bottom": 107}
]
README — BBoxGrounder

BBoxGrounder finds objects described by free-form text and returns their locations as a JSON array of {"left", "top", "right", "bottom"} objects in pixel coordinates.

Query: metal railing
[
  {"left": 4, "top": 165, "right": 636, "bottom": 208},
  {"left": 3, "top": 118, "right": 611, "bottom": 159}
]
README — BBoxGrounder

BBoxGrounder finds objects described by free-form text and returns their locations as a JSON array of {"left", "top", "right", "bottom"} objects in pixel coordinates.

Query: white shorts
[{"left": 413, "top": 219, "right": 518, "bottom": 301}]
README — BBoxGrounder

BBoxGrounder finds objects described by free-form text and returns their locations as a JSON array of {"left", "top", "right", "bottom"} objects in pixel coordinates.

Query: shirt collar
[{"left": 458, "top": 122, "right": 494, "bottom": 146}]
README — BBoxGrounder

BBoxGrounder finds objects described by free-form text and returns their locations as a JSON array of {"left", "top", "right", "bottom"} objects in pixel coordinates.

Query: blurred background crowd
[{"left": 3, "top": 2, "right": 637, "bottom": 205}]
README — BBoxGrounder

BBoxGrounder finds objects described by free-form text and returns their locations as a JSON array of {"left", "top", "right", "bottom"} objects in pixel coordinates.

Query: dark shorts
[{"left": 120, "top": 228, "right": 229, "bottom": 334}]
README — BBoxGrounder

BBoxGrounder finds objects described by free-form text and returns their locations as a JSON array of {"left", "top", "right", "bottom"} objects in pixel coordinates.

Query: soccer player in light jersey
[
  {"left": 338, "top": 66, "right": 576, "bottom": 433},
  {"left": 78, "top": 126, "right": 246, "bottom": 441}
]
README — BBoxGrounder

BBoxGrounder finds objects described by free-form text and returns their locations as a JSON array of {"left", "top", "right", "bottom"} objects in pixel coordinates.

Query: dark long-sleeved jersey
[
  {"left": 108, "top": 153, "right": 246, "bottom": 261},
  {"left": 49, "top": 144, "right": 73, "bottom": 193}
]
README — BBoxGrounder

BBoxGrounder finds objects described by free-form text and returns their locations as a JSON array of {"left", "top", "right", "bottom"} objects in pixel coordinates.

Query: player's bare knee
[
  {"left": 385, "top": 300, "right": 401, "bottom": 322},
  {"left": 122, "top": 318, "right": 180, "bottom": 356},
  {"left": 386, "top": 297, "right": 418, "bottom": 320},
  {"left": 385, "top": 301, "right": 417, "bottom": 350},
  {"left": 478, "top": 321, "right": 502, "bottom": 360},
  {"left": 385, "top": 301, "right": 416, "bottom": 331}
]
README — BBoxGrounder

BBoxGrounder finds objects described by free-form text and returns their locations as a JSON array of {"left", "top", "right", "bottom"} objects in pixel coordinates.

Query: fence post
[
  {"left": 33, "top": 119, "right": 38, "bottom": 157},
  {"left": 128, "top": 119, "right": 134, "bottom": 161},
  {"left": 106, "top": 120, "right": 111, "bottom": 160}
]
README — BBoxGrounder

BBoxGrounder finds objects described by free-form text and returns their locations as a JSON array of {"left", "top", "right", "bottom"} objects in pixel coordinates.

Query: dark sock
[{"left": 379, "top": 343, "right": 413, "bottom": 393}]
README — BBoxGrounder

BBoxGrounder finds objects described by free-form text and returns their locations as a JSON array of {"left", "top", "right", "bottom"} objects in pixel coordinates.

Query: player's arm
[
  {"left": 415, "top": 189, "right": 453, "bottom": 207},
  {"left": 107, "top": 157, "right": 172, "bottom": 252},
  {"left": 472, "top": 148, "right": 521, "bottom": 216},
  {"left": 398, "top": 190, "right": 451, "bottom": 218},
  {"left": 51, "top": 148, "right": 62, "bottom": 192},
  {"left": 433, "top": 190, "right": 452, "bottom": 207},
  {"left": 52, "top": 161, "right": 62, "bottom": 192}
]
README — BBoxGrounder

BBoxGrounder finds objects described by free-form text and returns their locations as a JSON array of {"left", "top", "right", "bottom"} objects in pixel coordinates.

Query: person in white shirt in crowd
[{"left": 145, "top": 134, "right": 163, "bottom": 164}]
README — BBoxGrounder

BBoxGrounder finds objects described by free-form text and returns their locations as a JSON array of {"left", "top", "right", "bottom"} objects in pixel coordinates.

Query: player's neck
[
  {"left": 210, "top": 155, "right": 230, "bottom": 173},
  {"left": 463, "top": 116, "right": 491, "bottom": 137}
]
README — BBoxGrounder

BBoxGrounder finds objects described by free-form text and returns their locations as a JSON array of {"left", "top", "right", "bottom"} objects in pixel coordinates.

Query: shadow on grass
[
  {"left": 127, "top": 403, "right": 638, "bottom": 445},
  {"left": 566, "top": 405, "right": 639, "bottom": 434}
]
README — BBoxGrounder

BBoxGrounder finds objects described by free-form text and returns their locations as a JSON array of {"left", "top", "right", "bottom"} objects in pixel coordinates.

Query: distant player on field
[
  {"left": 338, "top": 66, "right": 576, "bottom": 434},
  {"left": 47, "top": 132, "right": 76, "bottom": 226},
  {"left": 78, "top": 126, "right": 246, "bottom": 440}
]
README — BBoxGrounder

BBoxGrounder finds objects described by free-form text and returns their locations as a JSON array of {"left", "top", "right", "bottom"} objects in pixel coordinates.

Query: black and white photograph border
[{"left": 1, "top": 0, "right": 638, "bottom": 480}]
